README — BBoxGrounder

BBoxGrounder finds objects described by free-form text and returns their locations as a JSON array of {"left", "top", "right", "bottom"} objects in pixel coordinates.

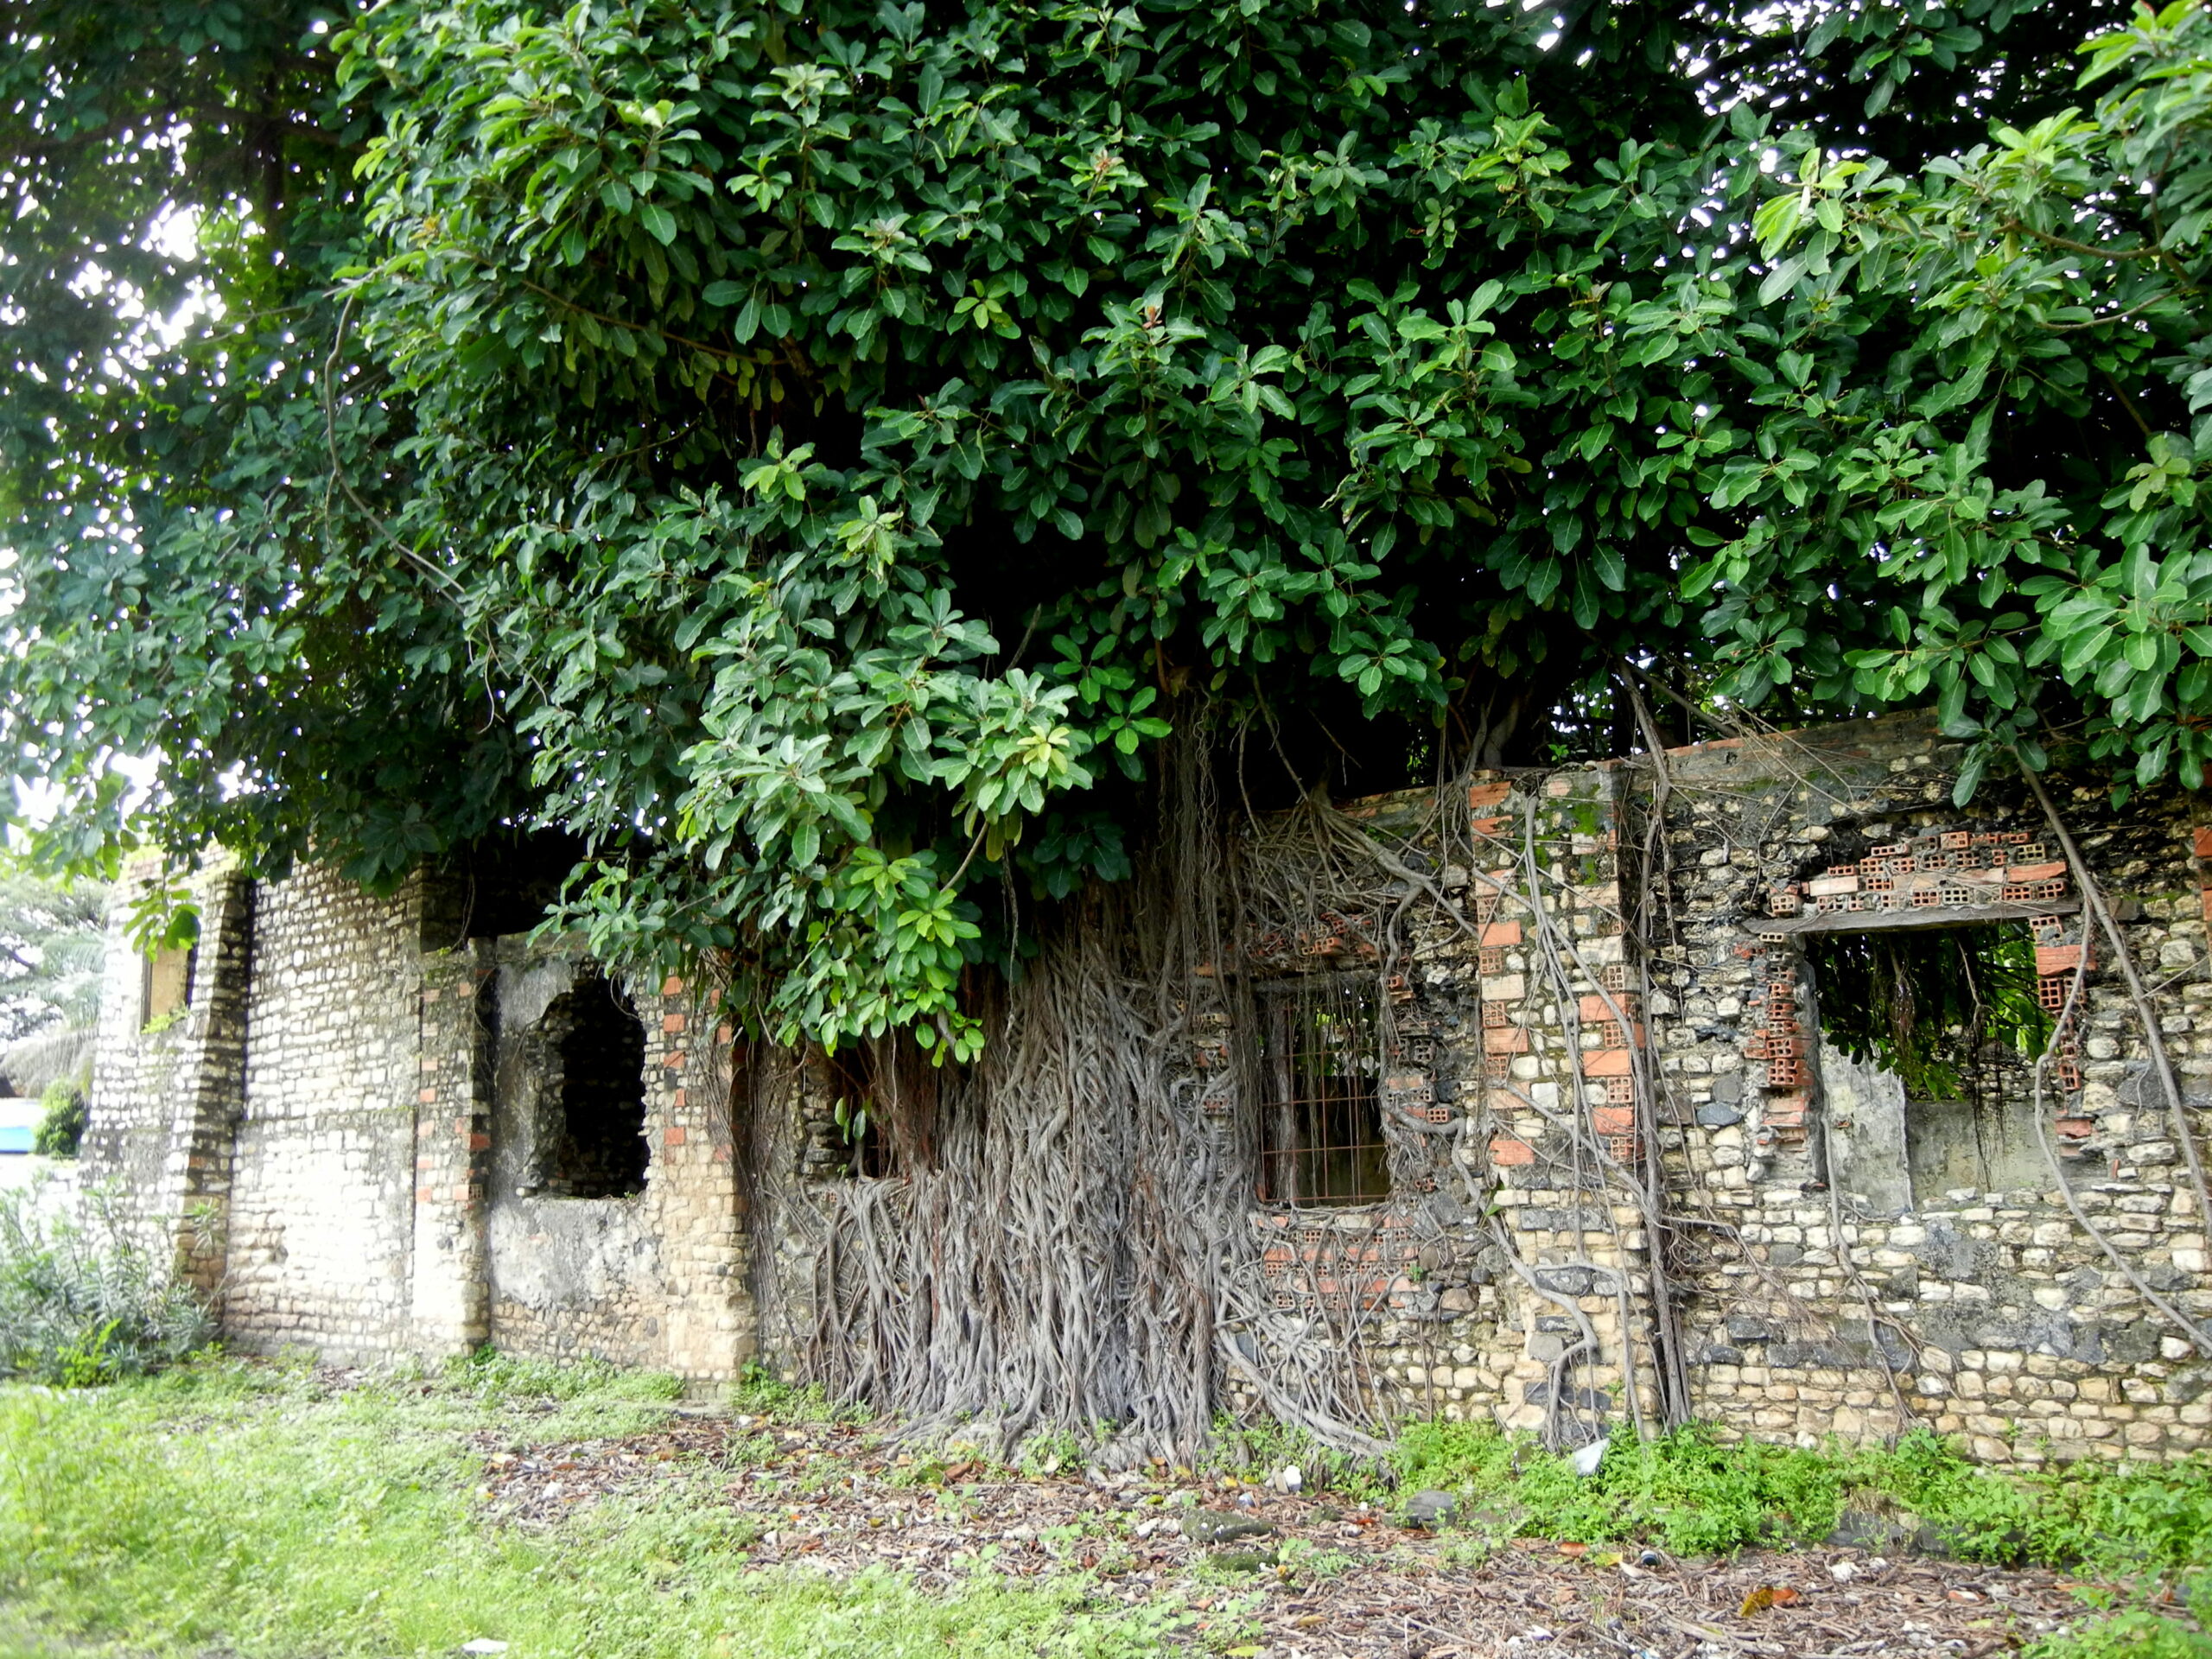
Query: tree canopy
[{"left": 1, "top": 0, "right": 2205, "bottom": 1052}]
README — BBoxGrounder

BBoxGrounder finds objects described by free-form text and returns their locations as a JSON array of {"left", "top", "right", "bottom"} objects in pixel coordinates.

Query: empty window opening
[
  {"left": 1255, "top": 976, "right": 1389, "bottom": 1206},
  {"left": 1808, "top": 923, "right": 2053, "bottom": 1202},
  {"left": 141, "top": 944, "right": 195, "bottom": 1030},
  {"left": 823, "top": 1046, "right": 897, "bottom": 1179},
  {"left": 538, "top": 973, "right": 648, "bottom": 1199}
]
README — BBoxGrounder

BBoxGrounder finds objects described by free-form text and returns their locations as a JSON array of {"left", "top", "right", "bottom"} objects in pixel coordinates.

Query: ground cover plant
[
  {"left": 2, "top": 1353, "right": 2208, "bottom": 1658},
  {"left": 1395, "top": 1418, "right": 2212, "bottom": 1578}
]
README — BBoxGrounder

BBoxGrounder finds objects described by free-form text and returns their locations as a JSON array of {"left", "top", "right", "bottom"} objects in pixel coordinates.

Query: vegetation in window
[{"left": 1805, "top": 925, "right": 2052, "bottom": 1104}]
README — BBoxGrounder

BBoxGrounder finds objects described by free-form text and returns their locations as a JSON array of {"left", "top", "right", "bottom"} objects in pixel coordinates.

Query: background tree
[
  {"left": 0, "top": 0, "right": 2203, "bottom": 1052},
  {"left": 0, "top": 871, "right": 107, "bottom": 1046}
]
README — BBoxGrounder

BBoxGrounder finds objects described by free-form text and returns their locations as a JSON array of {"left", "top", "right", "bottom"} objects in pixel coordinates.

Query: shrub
[
  {"left": 728, "top": 1362, "right": 867, "bottom": 1424},
  {"left": 0, "top": 1181, "right": 212, "bottom": 1383},
  {"left": 30, "top": 1080, "right": 85, "bottom": 1158}
]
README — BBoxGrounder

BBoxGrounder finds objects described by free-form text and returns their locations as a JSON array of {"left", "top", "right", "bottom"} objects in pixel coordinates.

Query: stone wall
[
  {"left": 754, "top": 715, "right": 2212, "bottom": 1464},
  {"left": 1213, "top": 715, "right": 2212, "bottom": 1464},
  {"left": 1646, "top": 721, "right": 2212, "bottom": 1463}
]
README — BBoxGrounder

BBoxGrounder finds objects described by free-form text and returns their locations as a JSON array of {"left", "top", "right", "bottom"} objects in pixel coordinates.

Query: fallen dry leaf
[{"left": 443, "top": 1389, "right": 2095, "bottom": 1659}]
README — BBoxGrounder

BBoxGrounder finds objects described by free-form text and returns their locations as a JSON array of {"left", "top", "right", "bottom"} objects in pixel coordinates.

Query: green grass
[
  {"left": 1392, "top": 1420, "right": 2212, "bottom": 1575},
  {"left": 0, "top": 1358, "right": 1191, "bottom": 1659},
  {"left": 10, "top": 1357, "right": 2212, "bottom": 1659}
]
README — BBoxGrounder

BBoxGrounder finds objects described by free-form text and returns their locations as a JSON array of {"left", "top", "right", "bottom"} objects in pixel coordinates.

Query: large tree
[{"left": 1, "top": 0, "right": 2203, "bottom": 1051}]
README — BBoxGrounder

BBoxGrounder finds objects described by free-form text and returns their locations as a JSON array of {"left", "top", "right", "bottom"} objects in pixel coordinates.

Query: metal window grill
[{"left": 1255, "top": 974, "right": 1390, "bottom": 1206}]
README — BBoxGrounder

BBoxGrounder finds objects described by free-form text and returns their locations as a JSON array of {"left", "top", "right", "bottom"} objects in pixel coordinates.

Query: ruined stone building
[{"left": 82, "top": 712, "right": 2212, "bottom": 1464}]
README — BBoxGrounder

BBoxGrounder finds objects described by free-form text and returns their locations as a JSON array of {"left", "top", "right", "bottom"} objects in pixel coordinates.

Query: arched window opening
[{"left": 141, "top": 944, "right": 194, "bottom": 1030}]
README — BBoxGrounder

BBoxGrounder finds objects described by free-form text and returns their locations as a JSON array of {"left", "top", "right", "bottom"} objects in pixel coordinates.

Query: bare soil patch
[{"left": 471, "top": 1414, "right": 2092, "bottom": 1657}]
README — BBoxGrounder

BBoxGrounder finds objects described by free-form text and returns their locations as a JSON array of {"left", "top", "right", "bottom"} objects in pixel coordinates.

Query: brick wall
[
  {"left": 476, "top": 947, "right": 751, "bottom": 1378},
  {"left": 85, "top": 861, "right": 752, "bottom": 1381},
  {"left": 220, "top": 865, "right": 424, "bottom": 1360},
  {"left": 81, "top": 855, "right": 251, "bottom": 1286}
]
